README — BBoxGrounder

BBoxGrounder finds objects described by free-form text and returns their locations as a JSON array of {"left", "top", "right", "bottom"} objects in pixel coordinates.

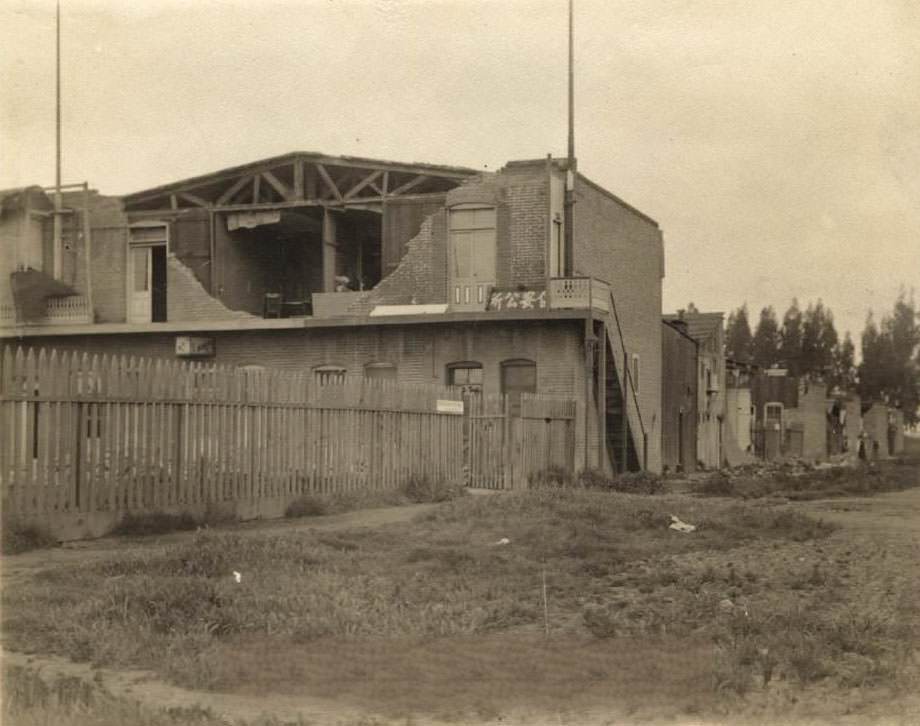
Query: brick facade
[
  {"left": 573, "top": 175, "right": 664, "bottom": 472},
  {"left": 13, "top": 318, "right": 598, "bottom": 468}
]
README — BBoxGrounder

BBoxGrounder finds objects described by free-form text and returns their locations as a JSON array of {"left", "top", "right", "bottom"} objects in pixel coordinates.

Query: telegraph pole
[
  {"left": 563, "top": 0, "right": 576, "bottom": 277},
  {"left": 53, "top": 0, "right": 63, "bottom": 278}
]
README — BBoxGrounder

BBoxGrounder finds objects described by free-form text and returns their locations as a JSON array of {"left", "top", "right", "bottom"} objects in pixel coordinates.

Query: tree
[
  {"left": 751, "top": 306, "right": 781, "bottom": 369},
  {"left": 725, "top": 304, "right": 753, "bottom": 363},
  {"left": 801, "top": 299, "right": 838, "bottom": 376},
  {"left": 780, "top": 299, "right": 804, "bottom": 375},
  {"left": 830, "top": 332, "right": 856, "bottom": 391},
  {"left": 858, "top": 313, "right": 885, "bottom": 399},
  {"left": 858, "top": 291, "right": 920, "bottom": 425}
]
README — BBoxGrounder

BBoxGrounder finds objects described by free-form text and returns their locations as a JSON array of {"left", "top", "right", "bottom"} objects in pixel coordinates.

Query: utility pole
[
  {"left": 53, "top": 0, "right": 63, "bottom": 279},
  {"left": 562, "top": 0, "right": 576, "bottom": 277}
]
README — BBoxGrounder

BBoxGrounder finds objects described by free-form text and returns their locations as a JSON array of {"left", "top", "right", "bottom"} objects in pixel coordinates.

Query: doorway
[{"left": 129, "top": 243, "right": 167, "bottom": 323}]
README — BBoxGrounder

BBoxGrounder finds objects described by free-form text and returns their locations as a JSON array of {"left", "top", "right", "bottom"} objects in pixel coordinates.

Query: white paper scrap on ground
[
  {"left": 233, "top": 571, "right": 242, "bottom": 583},
  {"left": 494, "top": 537, "right": 511, "bottom": 546},
  {"left": 669, "top": 515, "right": 696, "bottom": 533}
]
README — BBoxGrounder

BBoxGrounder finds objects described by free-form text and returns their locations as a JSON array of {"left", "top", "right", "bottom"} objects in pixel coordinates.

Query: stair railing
[{"left": 606, "top": 290, "right": 647, "bottom": 469}]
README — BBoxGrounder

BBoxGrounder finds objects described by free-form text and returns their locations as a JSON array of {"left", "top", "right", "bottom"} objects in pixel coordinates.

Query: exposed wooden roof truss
[{"left": 124, "top": 153, "right": 477, "bottom": 213}]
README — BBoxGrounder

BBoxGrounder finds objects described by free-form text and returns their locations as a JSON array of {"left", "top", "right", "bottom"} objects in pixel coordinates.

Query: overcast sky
[{"left": 2, "top": 0, "right": 918, "bottom": 343}]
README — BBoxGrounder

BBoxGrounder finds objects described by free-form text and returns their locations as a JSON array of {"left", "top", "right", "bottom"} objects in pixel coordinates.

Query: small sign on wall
[
  {"left": 436, "top": 399, "right": 464, "bottom": 415},
  {"left": 175, "top": 336, "right": 215, "bottom": 358}
]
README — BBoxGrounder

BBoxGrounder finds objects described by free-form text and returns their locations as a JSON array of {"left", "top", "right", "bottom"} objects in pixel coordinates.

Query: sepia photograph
[{"left": 1, "top": 1, "right": 918, "bottom": 724}]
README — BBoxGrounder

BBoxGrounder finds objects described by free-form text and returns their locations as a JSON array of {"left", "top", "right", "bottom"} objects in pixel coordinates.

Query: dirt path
[
  {"left": 0, "top": 502, "right": 439, "bottom": 588},
  {"left": 798, "top": 485, "right": 920, "bottom": 535}
]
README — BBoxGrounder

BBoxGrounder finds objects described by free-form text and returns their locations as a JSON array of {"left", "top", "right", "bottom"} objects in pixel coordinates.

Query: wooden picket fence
[
  {"left": 466, "top": 393, "right": 576, "bottom": 489},
  {"left": 0, "top": 347, "right": 575, "bottom": 538}
]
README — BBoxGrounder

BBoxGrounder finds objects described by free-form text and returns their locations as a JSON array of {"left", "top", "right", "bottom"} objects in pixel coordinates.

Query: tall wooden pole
[
  {"left": 562, "top": 0, "right": 576, "bottom": 277},
  {"left": 82, "top": 182, "right": 93, "bottom": 318},
  {"left": 53, "top": 0, "right": 63, "bottom": 279}
]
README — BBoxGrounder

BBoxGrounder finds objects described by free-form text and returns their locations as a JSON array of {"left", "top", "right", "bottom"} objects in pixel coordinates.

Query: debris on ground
[
  {"left": 493, "top": 537, "right": 511, "bottom": 546},
  {"left": 668, "top": 515, "right": 696, "bottom": 533}
]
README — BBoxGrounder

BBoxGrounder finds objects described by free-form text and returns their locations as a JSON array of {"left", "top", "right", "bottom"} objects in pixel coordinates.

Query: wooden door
[
  {"left": 449, "top": 206, "right": 495, "bottom": 310},
  {"left": 129, "top": 246, "right": 152, "bottom": 323}
]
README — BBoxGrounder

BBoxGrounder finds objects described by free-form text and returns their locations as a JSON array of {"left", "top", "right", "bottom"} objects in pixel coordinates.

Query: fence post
[{"left": 73, "top": 401, "right": 83, "bottom": 511}]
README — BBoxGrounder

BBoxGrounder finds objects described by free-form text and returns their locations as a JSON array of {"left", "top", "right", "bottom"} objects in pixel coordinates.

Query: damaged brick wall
[
  {"left": 166, "top": 255, "right": 254, "bottom": 322},
  {"left": 348, "top": 164, "right": 550, "bottom": 313},
  {"left": 347, "top": 210, "right": 449, "bottom": 313}
]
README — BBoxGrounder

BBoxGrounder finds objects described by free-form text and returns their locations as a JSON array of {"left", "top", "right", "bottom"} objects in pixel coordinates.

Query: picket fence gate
[{"left": 0, "top": 347, "right": 575, "bottom": 539}]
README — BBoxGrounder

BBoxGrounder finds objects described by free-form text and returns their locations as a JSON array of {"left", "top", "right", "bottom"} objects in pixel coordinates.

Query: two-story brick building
[{"left": 1, "top": 151, "right": 665, "bottom": 474}]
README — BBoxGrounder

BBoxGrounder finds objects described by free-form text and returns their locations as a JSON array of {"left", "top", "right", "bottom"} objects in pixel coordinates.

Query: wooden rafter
[
  {"left": 252, "top": 175, "right": 261, "bottom": 204},
  {"left": 262, "top": 170, "right": 292, "bottom": 201},
  {"left": 344, "top": 169, "right": 383, "bottom": 200},
  {"left": 293, "top": 161, "right": 304, "bottom": 199},
  {"left": 170, "top": 194, "right": 178, "bottom": 210},
  {"left": 122, "top": 152, "right": 476, "bottom": 208},
  {"left": 179, "top": 191, "right": 210, "bottom": 208},
  {"left": 315, "top": 163, "right": 343, "bottom": 201},
  {"left": 217, "top": 175, "right": 254, "bottom": 205},
  {"left": 390, "top": 174, "right": 428, "bottom": 196}
]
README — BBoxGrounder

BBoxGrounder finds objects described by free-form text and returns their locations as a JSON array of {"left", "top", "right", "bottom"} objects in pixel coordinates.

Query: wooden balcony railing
[
  {"left": 547, "top": 277, "right": 610, "bottom": 313},
  {"left": 0, "top": 295, "right": 92, "bottom": 327}
]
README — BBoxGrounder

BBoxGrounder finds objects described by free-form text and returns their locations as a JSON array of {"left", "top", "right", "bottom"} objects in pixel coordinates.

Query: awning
[
  {"left": 10, "top": 270, "right": 78, "bottom": 322},
  {"left": 227, "top": 210, "right": 281, "bottom": 231}
]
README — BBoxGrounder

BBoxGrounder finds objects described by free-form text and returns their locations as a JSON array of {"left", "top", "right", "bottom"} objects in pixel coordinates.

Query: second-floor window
[{"left": 550, "top": 213, "right": 563, "bottom": 278}]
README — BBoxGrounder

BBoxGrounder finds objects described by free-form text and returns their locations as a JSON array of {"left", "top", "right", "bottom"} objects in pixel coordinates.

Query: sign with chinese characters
[
  {"left": 436, "top": 399, "right": 464, "bottom": 415},
  {"left": 488, "top": 289, "right": 547, "bottom": 311},
  {"left": 175, "top": 336, "right": 215, "bottom": 358}
]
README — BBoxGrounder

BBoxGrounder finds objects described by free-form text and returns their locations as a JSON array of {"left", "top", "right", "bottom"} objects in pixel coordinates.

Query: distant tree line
[{"left": 723, "top": 291, "right": 919, "bottom": 424}]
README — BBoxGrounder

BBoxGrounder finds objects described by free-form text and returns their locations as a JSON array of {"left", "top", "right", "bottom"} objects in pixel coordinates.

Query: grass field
[{"left": 3, "top": 480, "right": 920, "bottom": 724}]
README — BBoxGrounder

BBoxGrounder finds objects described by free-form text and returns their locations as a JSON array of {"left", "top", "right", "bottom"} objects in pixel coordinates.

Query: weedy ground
[
  {"left": 3, "top": 477, "right": 920, "bottom": 724},
  {"left": 692, "top": 456, "right": 919, "bottom": 500}
]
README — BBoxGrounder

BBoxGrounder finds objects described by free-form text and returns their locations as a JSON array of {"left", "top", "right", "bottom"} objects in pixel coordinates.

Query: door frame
[
  {"left": 448, "top": 204, "right": 496, "bottom": 311},
  {"left": 127, "top": 221, "right": 169, "bottom": 323}
]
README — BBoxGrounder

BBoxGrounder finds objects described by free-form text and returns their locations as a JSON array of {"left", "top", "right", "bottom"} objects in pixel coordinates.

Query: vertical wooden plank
[{"left": 9, "top": 349, "right": 24, "bottom": 517}]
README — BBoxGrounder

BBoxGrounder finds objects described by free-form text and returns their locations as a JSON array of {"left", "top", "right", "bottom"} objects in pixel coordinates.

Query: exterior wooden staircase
[{"left": 604, "top": 291, "right": 645, "bottom": 473}]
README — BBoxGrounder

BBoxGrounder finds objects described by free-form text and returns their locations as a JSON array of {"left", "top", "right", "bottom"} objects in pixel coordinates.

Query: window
[
  {"left": 364, "top": 362, "right": 397, "bottom": 382},
  {"left": 449, "top": 205, "right": 496, "bottom": 307},
  {"left": 447, "top": 362, "right": 483, "bottom": 395},
  {"left": 550, "top": 213, "right": 563, "bottom": 278},
  {"left": 765, "top": 403, "right": 784, "bottom": 430},
  {"left": 313, "top": 365, "right": 346, "bottom": 386},
  {"left": 631, "top": 353, "right": 640, "bottom": 393},
  {"left": 501, "top": 359, "right": 536, "bottom": 416}
]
